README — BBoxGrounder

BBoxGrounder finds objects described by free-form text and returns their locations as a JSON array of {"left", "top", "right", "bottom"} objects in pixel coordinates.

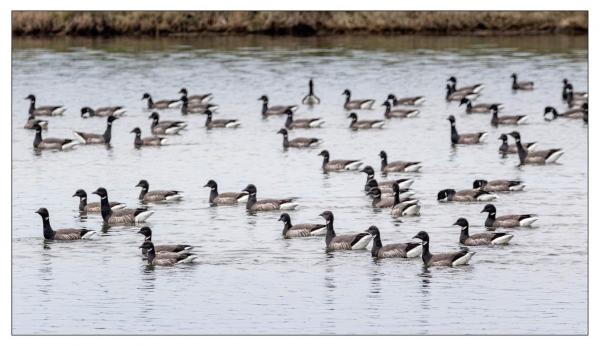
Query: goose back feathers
[
  {"left": 342, "top": 89, "right": 375, "bottom": 110},
  {"left": 437, "top": 188, "right": 496, "bottom": 202},
  {"left": 347, "top": 113, "right": 385, "bottom": 129},
  {"left": 319, "top": 150, "right": 362, "bottom": 172},
  {"left": 279, "top": 213, "right": 326, "bottom": 238},
  {"left": 481, "top": 204, "right": 538, "bottom": 228},
  {"left": 379, "top": 150, "right": 421, "bottom": 173},
  {"left": 242, "top": 184, "right": 298, "bottom": 211},
  {"left": 277, "top": 128, "right": 321, "bottom": 148},
  {"left": 26, "top": 94, "right": 66, "bottom": 116},
  {"left": 447, "top": 116, "right": 487, "bottom": 145},
  {"left": 508, "top": 131, "right": 564, "bottom": 165},
  {"left": 93, "top": 187, "right": 154, "bottom": 224},
  {"left": 73, "top": 115, "right": 118, "bottom": 145},
  {"left": 36, "top": 208, "right": 96, "bottom": 240},
  {"left": 33, "top": 125, "right": 77, "bottom": 150},
  {"left": 285, "top": 109, "right": 324, "bottom": 129},
  {"left": 136, "top": 180, "right": 183, "bottom": 202},
  {"left": 137, "top": 227, "right": 192, "bottom": 255},
  {"left": 453, "top": 218, "right": 513, "bottom": 246},
  {"left": 131, "top": 127, "right": 167, "bottom": 147},
  {"left": 258, "top": 95, "right": 298, "bottom": 116},
  {"left": 413, "top": 231, "right": 475, "bottom": 267},
  {"left": 139, "top": 241, "right": 197, "bottom": 266},
  {"left": 204, "top": 180, "right": 248, "bottom": 205},
  {"left": 320, "top": 211, "right": 373, "bottom": 251},
  {"left": 368, "top": 226, "right": 422, "bottom": 258}
]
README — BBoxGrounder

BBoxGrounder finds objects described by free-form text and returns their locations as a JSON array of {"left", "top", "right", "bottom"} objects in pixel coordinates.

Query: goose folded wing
[
  {"left": 431, "top": 250, "right": 468, "bottom": 266},
  {"left": 379, "top": 243, "right": 410, "bottom": 257},
  {"left": 53, "top": 228, "right": 89, "bottom": 240}
]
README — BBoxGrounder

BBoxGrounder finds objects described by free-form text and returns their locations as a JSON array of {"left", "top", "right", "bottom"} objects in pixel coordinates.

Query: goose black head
[
  {"left": 473, "top": 179, "right": 488, "bottom": 189},
  {"left": 242, "top": 184, "right": 257, "bottom": 195},
  {"left": 563, "top": 78, "right": 569, "bottom": 86},
  {"left": 25, "top": 94, "right": 36, "bottom": 101},
  {"left": 278, "top": 213, "right": 291, "bottom": 224},
  {"left": 498, "top": 133, "right": 508, "bottom": 141},
  {"left": 34, "top": 124, "right": 43, "bottom": 133},
  {"left": 386, "top": 94, "right": 396, "bottom": 101},
  {"left": 284, "top": 108, "right": 293, "bottom": 116},
  {"left": 437, "top": 189, "right": 455, "bottom": 201},
  {"left": 447, "top": 115, "right": 456, "bottom": 123},
  {"left": 72, "top": 189, "right": 87, "bottom": 198},
  {"left": 148, "top": 112, "right": 160, "bottom": 120},
  {"left": 360, "top": 165, "right": 375, "bottom": 176},
  {"left": 413, "top": 231, "right": 429, "bottom": 243},
  {"left": 511, "top": 73, "right": 518, "bottom": 80},
  {"left": 453, "top": 217, "right": 469, "bottom": 228},
  {"left": 508, "top": 131, "right": 521, "bottom": 140},
  {"left": 80, "top": 107, "right": 92, "bottom": 117},
  {"left": 366, "top": 225, "right": 380, "bottom": 237},
  {"left": 565, "top": 83, "right": 574, "bottom": 91},
  {"left": 342, "top": 89, "right": 351, "bottom": 96},
  {"left": 481, "top": 204, "right": 496, "bottom": 214},
  {"left": 391, "top": 182, "right": 400, "bottom": 193},
  {"left": 137, "top": 226, "right": 152, "bottom": 237},
  {"left": 367, "top": 187, "right": 382, "bottom": 198},
  {"left": 582, "top": 103, "right": 588, "bottom": 110},
  {"left": 136, "top": 179, "right": 149, "bottom": 190},
  {"left": 130, "top": 127, "right": 141, "bottom": 135},
  {"left": 142, "top": 93, "right": 151, "bottom": 100},
  {"left": 490, "top": 104, "right": 499, "bottom": 112},
  {"left": 107, "top": 115, "right": 118, "bottom": 124},
  {"left": 378, "top": 150, "right": 387, "bottom": 159},
  {"left": 203, "top": 110, "right": 213, "bottom": 117},
  {"left": 179, "top": 88, "right": 188, "bottom": 95},
  {"left": 365, "top": 178, "right": 378, "bottom": 189},
  {"left": 319, "top": 210, "right": 334, "bottom": 222},
  {"left": 318, "top": 150, "right": 330, "bottom": 159},
  {"left": 257, "top": 95, "right": 268, "bottom": 102},
  {"left": 544, "top": 106, "right": 556, "bottom": 115},
  {"left": 92, "top": 187, "right": 108, "bottom": 197},
  {"left": 203, "top": 180, "right": 217, "bottom": 189},
  {"left": 139, "top": 240, "right": 154, "bottom": 250},
  {"left": 35, "top": 207, "right": 49, "bottom": 218},
  {"left": 347, "top": 112, "right": 358, "bottom": 120},
  {"left": 277, "top": 128, "right": 288, "bottom": 136},
  {"left": 459, "top": 98, "right": 469, "bottom": 106},
  {"left": 381, "top": 100, "right": 391, "bottom": 107}
]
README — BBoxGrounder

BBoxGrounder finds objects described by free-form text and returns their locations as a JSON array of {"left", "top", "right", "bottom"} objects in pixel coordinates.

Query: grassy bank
[{"left": 12, "top": 11, "right": 587, "bottom": 37}]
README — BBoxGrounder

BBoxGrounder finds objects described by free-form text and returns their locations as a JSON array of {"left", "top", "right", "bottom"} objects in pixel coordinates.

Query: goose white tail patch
[
  {"left": 492, "top": 234, "right": 514, "bottom": 245},
  {"left": 526, "top": 143, "right": 539, "bottom": 152},
  {"left": 226, "top": 121, "right": 241, "bottom": 128},
  {"left": 402, "top": 204, "right": 421, "bottom": 216},
  {"left": 414, "top": 97, "right": 426, "bottom": 106},
  {"left": 168, "top": 101, "right": 183, "bottom": 108},
  {"left": 280, "top": 203, "right": 298, "bottom": 210},
  {"left": 407, "top": 110, "right": 420, "bottom": 118},
  {"left": 473, "top": 85, "right": 485, "bottom": 93},
  {"left": 546, "top": 151, "right": 564, "bottom": 163},
  {"left": 397, "top": 179, "right": 414, "bottom": 189},
  {"left": 53, "top": 107, "right": 66, "bottom": 115},
  {"left": 517, "top": 116, "right": 529, "bottom": 124},
  {"left": 178, "top": 255, "right": 197, "bottom": 264},
  {"left": 345, "top": 161, "right": 363, "bottom": 170},
  {"left": 351, "top": 234, "right": 373, "bottom": 250},
  {"left": 452, "top": 252, "right": 475, "bottom": 266},
  {"left": 406, "top": 244, "right": 423, "bottom": 258},
  {"left": 509, "top": 184, "right": 526, "bottom": 191},
  {"left": 477, "top": 193, "right": 497, "bottom": 202},
  {"left": 81, "top": 231, "right": 97, "bottom": 239},
  {"left": 73, "top": 131, "right": 87, "bottom": 144},
  {"left": 159, "top": 138, "right": 169, "bottom": 145},
  {"left": 405, "top": 164, "right": 422, "bottom": 172},
  {"left": 165, "top": 194, "right": 184, "bottom": 201},
  {"left": 465, "top": 93, "right": 479, "bottom": 101},
  {"left": 39, "top": 120, "right": 49, "bottom": 127},
  {"left": 113, "top": 109, "right": 127, "bottom": 116},
  {"left": 372, "top": 121, "right": 386, "bottom": 128},
  {"left": 310, "top": 227, "right": 327, "bottom": 236},
  {"left": 544, "top": 112, "right": 555, "bottom": 121},
  {"left": 111, "top": 203, "right": 127, "bottom": 210},
  {"left": 310, "top": 120, "right": 325, "bottom": 128},
  {"left": 479, "top": 133, "right": 488, "bottom": 142},
  {"left": 135, "top": 210, "right": 155, "bottom": 223},
  {"left": 237, "top": 194, "right": 249, "bottom": 202},
  {"left": 520, "top": 217, "right": 538, "bottom": 227},
  {"left": 62, "top": 141, "right": 78, "bottom": 150},
  {"left": 165, "top": 127, "right": 183, "bottom": 135},
  {"left": 398, "top": 191, "right": 416, "bottom": 199}
]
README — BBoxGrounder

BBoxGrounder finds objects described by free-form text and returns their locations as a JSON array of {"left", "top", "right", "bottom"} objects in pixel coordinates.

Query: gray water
[{"left": 12, "top": 35, "right": 588, "bottom": 335}]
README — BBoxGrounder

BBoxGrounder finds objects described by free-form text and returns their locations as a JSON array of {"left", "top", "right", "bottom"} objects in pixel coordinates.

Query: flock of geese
[{"left": 27, "top": 74, "right": 587, "bottom": 268}]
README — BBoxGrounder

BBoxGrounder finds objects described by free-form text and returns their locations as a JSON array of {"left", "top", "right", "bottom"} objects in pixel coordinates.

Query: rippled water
[{"left": 12, "top": 35, "right": 587, "bottom": 335}]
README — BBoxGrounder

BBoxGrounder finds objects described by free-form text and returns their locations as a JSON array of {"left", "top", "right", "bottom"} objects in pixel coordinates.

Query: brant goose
[
  {"left": 498, "top": 133, "right": 537, "bottom": 155},
  {"left": 148, "top": 112, "right": 187, "bottom": 135},
  {"left": 386, "top": 94, "right": 425, "bottom": 106},
  {"left": 379, "top": 150, "right": 421, "bottom": 173},
  {"left": 382, "top": 101, "right": 420, "bottom": 118},
  {"left": 562, "top": 80, "right": 588, "bottom": 101},
  {"left": 447, "top": 76, "right": 484, "bottom": 94},
  {"left": 437, "top": 188, "right": 497, "bottom": 202},
  {"left": 347, "top": 112, "right": 385, "bottom": 129},
  {"left": 472, "top": 179, "right": 525, "bottom": 192},
  {"left": 544, "top": 105, "right": 587, "bottom": 121},
  {"left": 35, "top": 208, "right": 96, "bottom": 240},
  {"left": 285, "top": 109, "right": 325, "bottom": 129},
  {"left": 32, "top": 124, "right": 77, "bottom": 150},
  {"left": 181, "top": 96, "right": 218, "bottom": 115},
  {"left": 203, "top": 110, "right": 240, "bottom": 128},
  {"left": 277, "top": 128, "right": 321, "bottom": 149},
  {"left": 445, "top": 84, "right": 479, "bottom": 102},
  {"left": 242, "top": 184, "right": 298, "bottom": 212},
  {"left": 342, "top": 89, "right": 375, "bottom": 110},
  {"left": 490, "top": 105, "right": 528, "bottom": 126},
  {"left": 80, "top": 106, "right": 126, "bottom": 118},
  {"left": 136, "top": 179, "right": 183, "bottom": 203},
  {"left": 24, "top": 114, "right": 48, "bottom": 130},
  {"left": 142, "top": 93, "right": 181, "bottom": 109},
  {"left": 453, "top": 218, "right": 513, "bottom": 246},
  {"left": 130, "top": 127, "right": 167, "bottom": 147},
  {"left": 203, "top": 180, "right": 248, "bottom": 205},
  {"left": 459, "top": 98, "right": 503, "bottom": 114},
  {"left": 447, "top": 115, "right": 487, "bottom": 145},
  {"left": 302, "top": 79, "right": 321, "bottom": 105},
  {"left": 73, "top": 115, "right": 118, "bottom": 145},
  {"left": 508, "top": 131, "right": 564, "bottom": 165},
  {"left": 258, "top": 95, "right": 298, "bottom": 116},
  {"left": 367, "top": 185, "right": 417, "bottom": 209},
  {"left": 179, "top": 88, "right": 212, "bottom": 104},
  {"left": 139, "top": 241, "right": 197, "bottom": 266},
  {"left": 137, "top": 227, "right": 193, "bottom": 255},
  {"left": 318, "top": 150, "right": 362, "bottom": 172},
  {"left": 25, "top": 94, "right": 65, "bottom": 116},
  {"left": 279, "top": 213, "right": 326, "bottom": 238},
  {"left": 391, "top": 198, "right": 421, "bottom": 218},
  {"left": 413, "top": 231, "right": 475, "bottom": 267},
  {"left": 368, "top": 226, "right": 422, "bottom": 258},
  {"left": 511, "top": 73, "right": 534, "bottom": 90},
  {"left": 360, "top": 165, "right": 414, "bottom": 190},
  {"left": 319, "top": 211, "right": 373, "bottom": 251},
  {"left": 365, "top": 179, "right": 415, "bottom": 199},
  {"left": 73, "top": 189, "right": 125, "bottom": 213},
  {"left": 92, "top": 187, "right": 154, "bottom": 224},
  {"left": 481, "top": 204, "right": 538, "bottom": 228}
]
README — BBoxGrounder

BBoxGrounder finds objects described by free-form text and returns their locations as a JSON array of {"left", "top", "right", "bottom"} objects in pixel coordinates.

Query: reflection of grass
[{"left": 12, "top": 11, "right": 587, "bottom": 36}]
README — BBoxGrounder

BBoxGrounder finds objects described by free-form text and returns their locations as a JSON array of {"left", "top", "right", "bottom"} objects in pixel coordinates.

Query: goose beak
[
  {"left": 92, "top": 190, "right": 100, "bottom": 195},
  {"left": 452, "top": 221, "right": 460, "bottom": 226},
  {"left": 203, "top": 183, "right": 209, "bottom": 187},
  {"left": 72, "top": 193, "right": 77, "bottom": 197}
]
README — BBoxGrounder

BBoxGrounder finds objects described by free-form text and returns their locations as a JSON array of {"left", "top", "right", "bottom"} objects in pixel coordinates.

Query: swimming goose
[
  {"left": 279, "top": 213, "right": 326, "bottom": 238},
  {"left": 179, "top": 88, "right": 212, "bottom": 104},
  {"left": 360, "top": 166, "right": 414, "bottom": 190},
  {"left": 347, "top": 113, "right": 385, "bottom": 129},
  {"left": 481, "top": 204, "right": 538, "bottom": 228},
  {"left": 24, "top": 114, "right": 48, "bottom": 130},
  {"left": 447, "top": 115, "right": 487, "bottom": 145},
  {"left": 511, "top": 73, "right": 534, "bottom": 90},
  {"left": 258, "top": 95, "right": 298, "bottom": 116},
  {"left": 35, "top": 208, "right": 96, "bottom": 240},
  {"left": 180, "top": 96, "right": 219, "bottom": 115},
  {"left": 284, "top": 109, "right": 325, "bottom": 129},
  {"left": 73, "top": 189, "right": 125, "bottom": 213},
  {"left": 139, "top": 241, "right": 197, "bottom": 266},
  {"left": 242, "top": 184, "right": 298, "bottom": 212},
  {"left": 319, "top": 211, "right": 373, "bottom": 251},
  {"left": 137, "top": 227, "right": 193, "bottom": 255},
  {"left": 80, "top": 106, "right": 126, "bottom": 118},
  {"left": 459, "top": 98, "right": 503, "bottom": 114},
  {"left": 142, "top": 93, "right": 181, "bottom": 109},
  {"left": 562, "top": 80, "right": 588, "bottom": 101},
  {"left": 204, "top": 110, "right": 240, "bottom": 128},
  {"left": 367, "top": 186, "right": 417, "bottom": 209},
  {"left": 365, "top": 179, "right": 415, "bottom": 199},
  {"left": 203, "top": 180, "right": 248, "bottom": 205},
  {"left": 32, "top": 124, "right": 77, "bottom": 150},
  {"left": 453, "top": 218, "right": 513, "bottom": 246},
  {"left": 130, "top": 127, "right": 168, "bottom": 147},
  {"left": 73, "top": 115, "right": 117, "bottom": 145},
  {"left": 92, "top": 187, "right": 154, "bottom": 224},
  {"left": 367, "top": 226, "right": 423, "bottom": 258},
  {"left": 277, "top": 128, "right": 321, "bottom": 149},
  {"left": 386, "top": 94, "right": 426, "bottom": 106},
  {"left": 508, "top": 131, "right": 564, "bottom": 165},
  {"left": 302, "top": 79, "right": 321, "bottom": 105},
  {"left": 437, "top": 188, "right": 497, "bottom": 202},
  {"left": 490, "top": 105, "right": 528, "bottom": 126},
  {"left": 447, "top": 76, "right": 485, "bottom": 94},
  {"left": 544, "top": 105, "right": 587, "bottom": 121},
  {"left": 136, "top": 179, "right": 183, "bottom": 203},
  {"left": 445, "top": 84, "right": 479, "bottom": 102},
  {"left": 342, "top": 89, "right": 375, "bottom": 110},
  {"left": 379, "top": 150, "right": 422, "bottom": 173},
  {"left": 382, "top": 101, "right": 419, "bottom": 118},
  {"left": 318, "top": 150, "right": 362, "bottom": 172},
  {"left": 391, "top": 197, "right": 421, "bottom": 217},
  {"left": 25, "top": 94, "right": 65, "bottom": 116},
  {"left": 472, "top": 179, "right": 525, "bottom": 192},
  {"left": 413, "top": 231, "right": 475, "bottom": 267},
  {"left": 498, "top": 134, "right": 537, "bottom": 155},
  {"left": 148, "top": 112, "right": 187, "bottom": 135}
]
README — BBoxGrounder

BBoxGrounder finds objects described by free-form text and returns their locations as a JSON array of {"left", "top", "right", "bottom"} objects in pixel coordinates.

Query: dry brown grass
[{"left": 12, "top": 11, "right": 588, "bottom": 36}]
